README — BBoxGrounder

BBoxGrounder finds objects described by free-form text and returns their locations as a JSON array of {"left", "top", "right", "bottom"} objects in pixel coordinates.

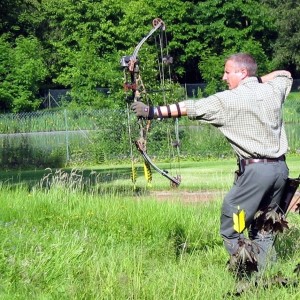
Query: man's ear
[{"left": 240, "top": 68, "right": 248, "bottom": 79}]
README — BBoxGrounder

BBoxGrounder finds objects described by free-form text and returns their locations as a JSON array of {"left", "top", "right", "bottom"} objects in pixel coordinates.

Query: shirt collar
[{"left": 240, "top": 76, "right": 258, "bottom": 86}]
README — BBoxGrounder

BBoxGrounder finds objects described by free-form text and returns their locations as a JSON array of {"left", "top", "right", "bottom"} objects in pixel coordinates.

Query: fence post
[{"left": 64, "top": 109, "right": 70, "bottom": 162}]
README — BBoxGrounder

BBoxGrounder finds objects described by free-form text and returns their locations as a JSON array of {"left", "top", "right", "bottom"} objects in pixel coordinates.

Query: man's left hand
[{"left": 130, "top": 102, "right": 154, "bottom": 119}]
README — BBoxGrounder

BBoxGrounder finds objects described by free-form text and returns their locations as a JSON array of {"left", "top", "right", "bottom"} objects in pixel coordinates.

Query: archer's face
[{"left": 222, "top": 59, "right": 245, "bottom": 90}]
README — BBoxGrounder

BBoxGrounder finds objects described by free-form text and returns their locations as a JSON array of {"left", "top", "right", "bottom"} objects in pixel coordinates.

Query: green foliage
[
  {"left": 90, "top": 109, "right": 129, "bottom": 160},
  {"left": 0, "top": 35, "right": 48, "bottom": 112},
  {"left": 0, "top": 98, "right": 299, "bottom": 169},
  {"left": 42, "top": 0, "right": 126, "bottom": 108},
  {"left": 194, "top": 0, "right": 276, "bottom": 93},
  {"left": 263, "top": 0, "right": 300, "bottom": 75},
  {"left": 284, "top": 92, "right": 300, "bottom": 123},
  {"left": 0, "top": 0, "right": 292, "bottom": 111},
  {"left": 0, "top": 135, "right": 65, "bottom": 169}
]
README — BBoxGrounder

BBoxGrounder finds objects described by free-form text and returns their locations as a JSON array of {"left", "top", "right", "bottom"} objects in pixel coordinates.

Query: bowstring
[
  {"left": 155, "top": 27, "right": 181, "bottom": 184},
  {"left": 126, "top": 103, "right": 137, "bottom": 189}
]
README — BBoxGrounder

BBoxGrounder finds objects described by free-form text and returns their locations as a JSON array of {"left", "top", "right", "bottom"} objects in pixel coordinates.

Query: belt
[{"left": 240, "top": 155, "right": 285, "bottom": 167}]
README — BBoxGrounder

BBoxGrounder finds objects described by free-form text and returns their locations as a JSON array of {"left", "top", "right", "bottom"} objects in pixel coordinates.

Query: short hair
[{"left": 226, "top": 53, "right": 257, "bottom": 76}]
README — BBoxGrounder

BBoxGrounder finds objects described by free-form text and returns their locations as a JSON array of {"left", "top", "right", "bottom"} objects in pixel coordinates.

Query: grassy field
[
  {"left": 0, "top": 157, "right": 299, "bottom": 299},
  {"left": 1, "top": 155, "right": 300, "bottom": 189}
]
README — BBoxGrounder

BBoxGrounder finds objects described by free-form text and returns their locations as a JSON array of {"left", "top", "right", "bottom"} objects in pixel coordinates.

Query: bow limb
[
  {"left": 130, "top": 18, "right": 165, "bottom": 71},
  {"left": 135, "top": 139, "right": 181, "bottom": 187}
]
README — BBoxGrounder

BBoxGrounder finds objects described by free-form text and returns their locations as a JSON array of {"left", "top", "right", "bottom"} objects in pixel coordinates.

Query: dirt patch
[
  {"left": 151, "top": 190, "right": 224, "bottom": 204},
  {"left": 151, "top": 190, "right": 300, "bottom": 212}
]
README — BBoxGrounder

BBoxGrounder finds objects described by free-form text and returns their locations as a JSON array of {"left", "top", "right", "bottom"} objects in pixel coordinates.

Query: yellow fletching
[
  {"left": 233, "top": 209, "right": 246, "bottom": 233},
  {"left": 143, "top": 161, "right": 152, "bottom": 186},
  {"left": 131, "top": 165, "right": 137, "bottom": 184}
]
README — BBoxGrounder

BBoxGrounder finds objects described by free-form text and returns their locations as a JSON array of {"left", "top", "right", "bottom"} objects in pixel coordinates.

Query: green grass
[
  {"left": 0, "top": 157, "right": 299, "bottom": 299},
  {"left": 1, "top": 155, "right": 299, "bottom": 190},
  {"left": 284, "top": 92, "right": 300, "bottom": 123},
  {"left": 0, "top": 187, "right": 299, "bottom": 299},
  {"left": 0, "top": 95, "right": 299, "bottom": 170}
]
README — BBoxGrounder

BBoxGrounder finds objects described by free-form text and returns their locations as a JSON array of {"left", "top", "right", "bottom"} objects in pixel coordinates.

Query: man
[{"left": 131, "top": 53, "right": 293, "bottom": 271}]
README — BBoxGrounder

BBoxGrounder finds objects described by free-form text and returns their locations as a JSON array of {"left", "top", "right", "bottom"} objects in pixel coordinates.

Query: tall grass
[
  {"left": 0, "top": 109, "right": 108, "bottom": 133},
  {"left": 0, "top": 170, "right": 299, "bottom": 299},
  {"left": 284, "top": 92, "right": 300, "bottom": 123}
]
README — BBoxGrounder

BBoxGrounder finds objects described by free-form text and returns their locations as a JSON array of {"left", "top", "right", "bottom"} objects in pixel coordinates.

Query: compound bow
[{"left": 121, "top": 18, "right": 181, "bottom": 187}]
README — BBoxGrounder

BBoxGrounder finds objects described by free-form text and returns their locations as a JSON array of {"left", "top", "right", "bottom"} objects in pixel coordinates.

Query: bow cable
[
  {"left": 121, "top": 18, "right": 181, "bottom": 187},
  {"left": 154, "top": 23, "right": 182, "bottom": 186}
]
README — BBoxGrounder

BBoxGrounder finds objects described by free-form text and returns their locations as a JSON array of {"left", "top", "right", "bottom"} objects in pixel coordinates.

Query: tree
[
  {"left": 118, "top": 0, "right": 277, "bottom": 93},
  {"left": 0, "top": 0, "right": 289, "bottom": 111},
  {"left": 164, "top": 0, "right": 277, "bottom": 92},
  {"left": 0, "top": 0, "right": 45, "bottom": 38},
  {"left": 263, "top": 0, "right": 300, "bottom": 76},
  {"left": 0, "top": 35, "right": 48, "bottom": 112},
  {"left": 36, "top": 0, "right": 128, "bottom": 107}
]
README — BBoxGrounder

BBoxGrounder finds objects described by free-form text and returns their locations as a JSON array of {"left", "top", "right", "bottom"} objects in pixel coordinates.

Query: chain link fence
[
  {"left": 1, "top": 86, "right": 300, "bottom": 169},
  {"left": 0, "top": 109, "right": 112, "bottom": 168},
  {"left": 0, "top": 108, "right": 235, "bottom": 169},
  {"left": 41, "top": 81, "right": 300, "bottom": 108}
]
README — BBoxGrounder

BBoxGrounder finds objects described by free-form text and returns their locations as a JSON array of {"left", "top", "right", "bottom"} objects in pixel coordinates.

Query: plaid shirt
[{"left": 184, "top": 75, "right": 293, "bottom": 158}]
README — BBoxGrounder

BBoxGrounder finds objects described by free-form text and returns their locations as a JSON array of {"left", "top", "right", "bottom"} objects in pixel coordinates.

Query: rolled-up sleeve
[
  {"left": 268, "top": 73, "right": 293, "bottom": 101},
  {"left": 183, "top": 95, "right": 225, "bottom": 126}
]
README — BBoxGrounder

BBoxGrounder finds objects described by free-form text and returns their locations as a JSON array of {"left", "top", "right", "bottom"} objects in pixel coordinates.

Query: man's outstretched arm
[{"left": 131, "top": 101, "right": 187, "bottom": 119}]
